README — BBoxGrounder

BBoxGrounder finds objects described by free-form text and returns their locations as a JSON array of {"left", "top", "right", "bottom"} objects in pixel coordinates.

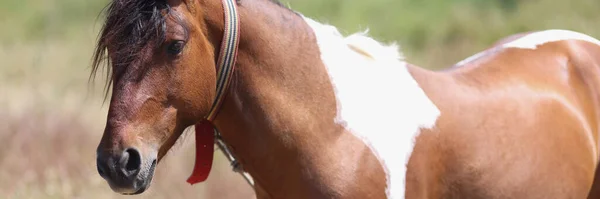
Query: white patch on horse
[
  {"left": 454, "top": 30, "right": 600, "bottom": 67},
  {"left": 503, "top": 29, "right": 600, "bottom": 49},
  {"left": 302, "top": 16, "right": 441, "bottom": 198}
]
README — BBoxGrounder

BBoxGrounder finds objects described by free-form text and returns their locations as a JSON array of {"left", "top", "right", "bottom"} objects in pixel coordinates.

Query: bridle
[{"left": 186, "top": 0, "right": 254, "bottom": 187}]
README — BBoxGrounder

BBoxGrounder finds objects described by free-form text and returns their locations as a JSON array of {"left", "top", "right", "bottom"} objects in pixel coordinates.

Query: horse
[{"left": 92, "top": 0, "right": 600, "bottom": 198}]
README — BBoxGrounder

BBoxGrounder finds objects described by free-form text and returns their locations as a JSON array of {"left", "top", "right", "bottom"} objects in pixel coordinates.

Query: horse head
[{"left": 93, "top": 0, "right": 222, "bottom": 194}]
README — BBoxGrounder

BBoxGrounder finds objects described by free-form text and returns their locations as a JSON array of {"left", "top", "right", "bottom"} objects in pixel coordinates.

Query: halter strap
[
  {"left": 207, "top": 0, "right": 240, "bottom": 121},
  {"left": 187, "top": 0, "right": 241, "bottom": 185}
]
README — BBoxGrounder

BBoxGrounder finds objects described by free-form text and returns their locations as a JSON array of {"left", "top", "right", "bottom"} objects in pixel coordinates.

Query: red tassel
[{"left": 186, "top": 120, "right": 215, "bottom": 184}]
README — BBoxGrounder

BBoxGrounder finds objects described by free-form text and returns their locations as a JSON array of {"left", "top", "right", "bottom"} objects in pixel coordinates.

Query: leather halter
[{"left": 186, "top": 0, "right": 243, "bottom": 185}]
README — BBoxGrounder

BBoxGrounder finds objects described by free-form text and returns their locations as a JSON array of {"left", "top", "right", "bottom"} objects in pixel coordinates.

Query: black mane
[
  {"left": 91, "top": 0, "right": 171, "bottom": 94},
  {"left": 90, "top": 0, "right": 292, "bottom": 96}
]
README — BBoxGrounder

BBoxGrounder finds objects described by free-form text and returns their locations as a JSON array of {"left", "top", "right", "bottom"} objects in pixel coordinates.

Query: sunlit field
[{"left": 2, "top": 0, "right": 599, "bottom": 198}]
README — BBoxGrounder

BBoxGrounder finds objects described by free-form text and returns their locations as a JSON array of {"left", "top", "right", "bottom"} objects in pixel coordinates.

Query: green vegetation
[
  {"left": 285, "top": 0, "right": 600, "bottom": 68},
  {"left": 2, "top": 0, "right": 599, "bottom": 198}
]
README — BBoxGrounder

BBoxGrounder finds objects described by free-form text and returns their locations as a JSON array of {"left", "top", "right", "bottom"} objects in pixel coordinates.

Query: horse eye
[{"left": 167, "top": 40, "right": 185, "bottom": 55}]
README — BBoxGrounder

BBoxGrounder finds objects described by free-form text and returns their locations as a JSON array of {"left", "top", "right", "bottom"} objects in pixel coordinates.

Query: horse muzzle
[{"left": 96, "top": 147, "right": 157, "bottom": 195}]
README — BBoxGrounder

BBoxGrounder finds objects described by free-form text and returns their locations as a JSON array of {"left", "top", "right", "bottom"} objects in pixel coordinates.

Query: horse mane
[
  {"left": 89, "top": 0, "right": 297, "bottom": 97},
  {"left": 91, "top": 0, "right": 175, "bottom": 97}
]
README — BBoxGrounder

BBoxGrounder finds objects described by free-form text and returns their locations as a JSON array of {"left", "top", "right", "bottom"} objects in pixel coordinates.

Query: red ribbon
[{"left": 186, "top": 120, "right": 215, "bottom": 184}]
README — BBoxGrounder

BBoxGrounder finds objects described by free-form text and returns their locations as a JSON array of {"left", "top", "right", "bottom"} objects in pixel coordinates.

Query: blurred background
[{"left": 1, "top": 0, "right": 599, "bottom": 198}]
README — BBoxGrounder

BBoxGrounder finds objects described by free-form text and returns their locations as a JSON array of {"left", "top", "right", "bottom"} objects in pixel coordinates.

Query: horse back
[{"left": 407, "top": 30, "right": 600, "bottom": 199}]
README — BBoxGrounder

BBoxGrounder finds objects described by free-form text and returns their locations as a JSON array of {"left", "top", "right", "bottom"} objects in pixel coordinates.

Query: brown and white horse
[{"left": 92, "top": 0, "right": 600, "bottom": 198}]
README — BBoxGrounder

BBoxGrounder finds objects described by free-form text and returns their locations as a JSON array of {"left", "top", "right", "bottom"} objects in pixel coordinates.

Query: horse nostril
[{"left": 123, "top": 148, "right": 142, "bottom": 173}]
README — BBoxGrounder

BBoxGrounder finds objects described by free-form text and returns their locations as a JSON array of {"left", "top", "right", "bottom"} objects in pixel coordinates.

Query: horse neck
[{"left": 200, "top": 0, "right": 357, "bottom": 194}]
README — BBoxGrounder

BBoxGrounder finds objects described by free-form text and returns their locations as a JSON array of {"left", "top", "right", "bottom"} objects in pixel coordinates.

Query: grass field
[{"left": 2, "top": 0, "right": 599, "bottom": 198}]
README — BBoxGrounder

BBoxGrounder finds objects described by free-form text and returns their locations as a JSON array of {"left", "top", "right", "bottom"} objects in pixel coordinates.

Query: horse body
[
  {"left": 93, "top": 0, "right": 600, "bottom": 198},
  {"left": 408, "top": 36, "right": 600, "bottom": 198},
  {"left": 306, "top": 14, "right": 600, "bottom": 197}
]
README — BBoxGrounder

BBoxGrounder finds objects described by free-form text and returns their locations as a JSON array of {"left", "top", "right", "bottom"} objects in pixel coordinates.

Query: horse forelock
[{"left": 91, "top": 0, "right": 189, "bottom": 97}]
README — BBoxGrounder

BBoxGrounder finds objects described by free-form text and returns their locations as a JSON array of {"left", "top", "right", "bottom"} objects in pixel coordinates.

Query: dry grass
[{"left": 0, "top": 87, "right": 254, "bottom": 199}]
